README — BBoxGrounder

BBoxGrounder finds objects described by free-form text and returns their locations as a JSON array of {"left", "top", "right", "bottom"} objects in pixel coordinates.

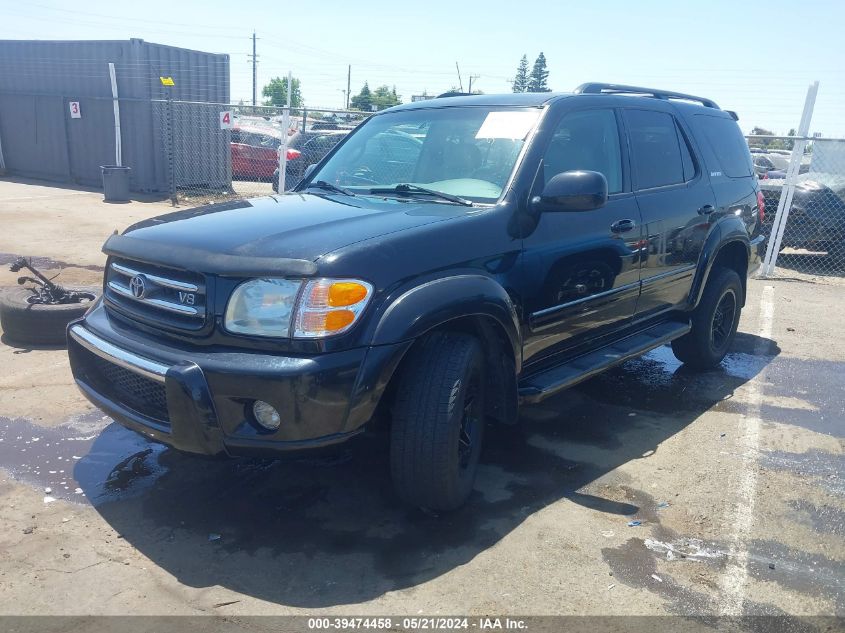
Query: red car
[{"left": 230, "top": 125, "right": 283, "bottom": 180}]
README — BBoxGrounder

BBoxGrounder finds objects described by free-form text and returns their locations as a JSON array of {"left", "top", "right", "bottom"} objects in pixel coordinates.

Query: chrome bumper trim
[{"left": 68, "top": 325, "right": 169, "bottom": 383}]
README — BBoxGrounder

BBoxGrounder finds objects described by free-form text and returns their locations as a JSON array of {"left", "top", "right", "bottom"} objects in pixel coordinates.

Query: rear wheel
[
  {"left": 390, "top": 331, "right": 485, "bottom": 511},
  {"left": 671, "top": 267, "right": 742, "bottom": 370}
]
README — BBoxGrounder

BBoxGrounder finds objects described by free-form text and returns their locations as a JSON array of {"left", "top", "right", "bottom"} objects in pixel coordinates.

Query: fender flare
[
  {"left": 688, "top": 219, "right": 750, "bottom": 309},
  {"left": 344, "top": 274, "right": 522, "bottom": 432},
  {"left": 369, "top": 274, "right": 521, "bottom": 366}
]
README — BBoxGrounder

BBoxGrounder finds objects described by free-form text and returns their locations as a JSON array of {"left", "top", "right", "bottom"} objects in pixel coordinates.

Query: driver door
[{"left": 521, "top": 108, "right": 643, "bottom": 366}]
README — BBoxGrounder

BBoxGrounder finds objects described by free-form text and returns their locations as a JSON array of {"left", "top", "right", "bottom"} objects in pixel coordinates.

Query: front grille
[
  {"left": 76, "top": 346, "right": 170, "bottom": 425},
  {"left": 105, "top": 258, "right": 206, "bottom": 330}
]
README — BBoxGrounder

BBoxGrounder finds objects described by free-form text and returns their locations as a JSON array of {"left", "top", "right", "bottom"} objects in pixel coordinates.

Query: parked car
[
  {"left": 759, "top": 178, "right": 845, "bottom": 252},
  {"left": 231, "top": 125, "right": 283, "bottom": 180},
  {"left": 67, "top": 83, "right": 766, "bottom": 511},
  {"left": 752, "top": 152, "right": 810, "bottom": 179},
  {"left": 272, "top": 130, "right": 350, "bottom": 192}
]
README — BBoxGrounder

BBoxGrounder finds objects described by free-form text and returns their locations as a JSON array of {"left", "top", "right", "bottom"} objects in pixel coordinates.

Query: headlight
[
  {"left": 223, "top": 277, "right": 373, "bottom": 339},
  {"left": 224, "top": 278, "right": 301, "bottom": 337},
  {"left": 293, "top": 278, "right": 373, "bottom": 338}
]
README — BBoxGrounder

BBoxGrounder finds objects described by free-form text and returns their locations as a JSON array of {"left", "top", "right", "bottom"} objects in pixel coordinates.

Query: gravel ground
[{"left": 0, "top": 177, "right": 842, "bottom": 628}]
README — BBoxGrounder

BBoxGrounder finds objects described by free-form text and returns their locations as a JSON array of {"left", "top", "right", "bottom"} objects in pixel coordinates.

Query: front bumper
[{"left": 66, "top": 309, "right": 403, "bottom": 457}]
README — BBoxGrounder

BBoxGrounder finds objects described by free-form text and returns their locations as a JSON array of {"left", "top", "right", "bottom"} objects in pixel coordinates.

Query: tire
[
  {"left": 390, "top": 331, "right": 486, "bottom": 511},
  {"left": 671, "top": 267, "right": 742, "bottom": 370},
  {"left": 0, "top": 286, "right": 99, "bottom": 346}
]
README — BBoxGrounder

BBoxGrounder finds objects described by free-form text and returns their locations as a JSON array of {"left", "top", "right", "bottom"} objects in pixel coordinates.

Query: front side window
[
  {"left": 307, "top": 106, "right": 542, "bottom": 203},
  {"left": 543, "top": 109, "right": 623, "bottom": 193},
  {"left": 626, "top": 109, "right": 686, "bottom": 190}
]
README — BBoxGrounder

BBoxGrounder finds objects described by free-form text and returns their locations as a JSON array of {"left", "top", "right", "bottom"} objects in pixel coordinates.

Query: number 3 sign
[
  {"left": 219, "top": 111, "right": 233, "bottom": 129},
  {"left": 69, "top": 101, "right": 81, "bottom": 119}
]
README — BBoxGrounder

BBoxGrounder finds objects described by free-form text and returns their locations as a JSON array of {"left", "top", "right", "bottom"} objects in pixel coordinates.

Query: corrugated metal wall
[{"left": 0, "top": 39, "right": 230, "bottom": 193}]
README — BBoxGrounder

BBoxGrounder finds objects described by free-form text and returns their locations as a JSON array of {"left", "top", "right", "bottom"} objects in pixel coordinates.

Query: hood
[{"left": 115, "top": 193, "right": 474, "bottom": 271}]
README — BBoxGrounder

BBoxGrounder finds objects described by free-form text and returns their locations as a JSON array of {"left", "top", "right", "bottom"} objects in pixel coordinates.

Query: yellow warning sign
[{"left": 159, "top": 76, "right": 175, "bottom": 86}]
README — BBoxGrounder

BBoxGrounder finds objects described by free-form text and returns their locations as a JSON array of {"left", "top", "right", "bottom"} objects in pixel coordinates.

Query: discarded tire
[{"left": 0, "top": 286, "right": 99, "bottom": 346}]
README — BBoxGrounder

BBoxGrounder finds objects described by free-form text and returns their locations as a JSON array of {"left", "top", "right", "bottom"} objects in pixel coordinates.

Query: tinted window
[
  {"left": 754, "top": 155, "right": 775, "bottom": 169},
  {"left": 543, "top": 109, "right": 622, "bottom": 193},
  {"left": 626, "top": 109, "right": 685, "bottom": 189},
  {"left": 677, "top": 123, "right": 696, "bottom": 181},
  {"left": 693, "top": 115, "right": 754, "bottom": 178},
  {"left": 301, "top": 134, "right": 345, "bottom": 162}
]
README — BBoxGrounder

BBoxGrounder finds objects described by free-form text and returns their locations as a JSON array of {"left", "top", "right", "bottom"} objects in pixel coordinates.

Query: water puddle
[{"left": 0, "top": 411, "right": 167, "bottom": 506}]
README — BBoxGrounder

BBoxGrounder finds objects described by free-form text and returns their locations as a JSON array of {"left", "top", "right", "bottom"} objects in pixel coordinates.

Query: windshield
[{"left": 305, "top": 106, "right": 542, "bottom": 204}]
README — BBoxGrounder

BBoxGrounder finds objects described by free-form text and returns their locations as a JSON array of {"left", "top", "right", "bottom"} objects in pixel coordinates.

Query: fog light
[{"left": 252, "top": 400, "right": 281, "bottom": 431}]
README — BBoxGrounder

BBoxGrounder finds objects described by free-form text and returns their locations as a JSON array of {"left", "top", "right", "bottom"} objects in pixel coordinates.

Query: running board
[{"left": 518, "top": 320, "right": 691, "bottom": 404}]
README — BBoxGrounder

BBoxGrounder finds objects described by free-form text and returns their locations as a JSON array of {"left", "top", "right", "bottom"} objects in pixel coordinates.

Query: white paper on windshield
[{"left": 475, "top": 111, "right": 540, "bottom": 140}]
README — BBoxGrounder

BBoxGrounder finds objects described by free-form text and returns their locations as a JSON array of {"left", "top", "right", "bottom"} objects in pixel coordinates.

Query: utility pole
[
  {"left": 468, "top": 74, "right": 480, "bottom": 94},
  {"left": 455, "top": 62, "right": 463, "bottom": 92},
  {"left": 346, "top": 64, "right": 351, "bottom": 109},
  {"left": 249, "top": 31, "right": 259, "bottom": 107}
]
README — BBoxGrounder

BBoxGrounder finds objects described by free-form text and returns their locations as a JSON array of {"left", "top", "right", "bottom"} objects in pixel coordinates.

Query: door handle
[
  {"left": 610, "top": 219, "right": 636, "bottom": 233},
  {"left": 698, "top": 204, "right": 715, "bottom": 215}
]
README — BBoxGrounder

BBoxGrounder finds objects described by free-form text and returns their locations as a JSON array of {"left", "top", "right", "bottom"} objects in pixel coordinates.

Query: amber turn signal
[{"left": 328, "top": 282, "right": 369, "bottom": 307}]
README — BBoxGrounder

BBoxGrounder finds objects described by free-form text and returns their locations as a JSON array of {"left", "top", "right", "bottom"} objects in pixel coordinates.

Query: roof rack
[
  {"left": 436, "top": 91, "right": 474, "bottom": 98},
  {"left": 574, "top": 83, "right": 720, "bottom": 110}
]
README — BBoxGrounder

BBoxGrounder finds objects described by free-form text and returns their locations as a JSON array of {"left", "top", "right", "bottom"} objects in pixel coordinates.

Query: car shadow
[
  {"left": 0, "top": 333, "right": 67, "bottom": 352},
  {"left": 76, "top": 335, "right": 779, "bottom": 608}
]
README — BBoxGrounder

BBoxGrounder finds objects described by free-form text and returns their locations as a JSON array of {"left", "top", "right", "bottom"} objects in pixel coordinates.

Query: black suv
[{"left": 67, "top": 83, "right": 766, "bottom": 511}]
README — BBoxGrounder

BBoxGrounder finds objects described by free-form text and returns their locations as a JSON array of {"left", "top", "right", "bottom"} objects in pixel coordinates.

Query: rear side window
[
  {"left": 626, "top": 110, "right": 685, "bottom": 190},
  {"left": 693, "top": 115, "right": 753, "bottom": 178}
]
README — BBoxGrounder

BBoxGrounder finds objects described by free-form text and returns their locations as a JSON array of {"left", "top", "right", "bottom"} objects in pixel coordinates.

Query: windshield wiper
[
  {"left": 305, "top": 180, "right": 356, "bottom": 196},
  {"left": 369, "top": 183, "right": 473, "bottom": 207}
]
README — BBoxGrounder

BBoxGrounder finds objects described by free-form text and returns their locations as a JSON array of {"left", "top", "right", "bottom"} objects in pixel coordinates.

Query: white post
[
  {"left": 277, "top": 71, "right": 292, "bottom": 193},
  {"left": 760, "top": 81, "right": 819, "bottom": 277},
  {"left": 108, "top": 62, "right": 122, "bottom": 166}
]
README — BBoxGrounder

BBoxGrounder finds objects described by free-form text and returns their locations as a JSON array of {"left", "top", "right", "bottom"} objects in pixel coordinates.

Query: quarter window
[
  {"left": 678, "top": 124, "right": 696, "bottom": 181},
  {"left": 543, "top": 109, "right": 623, "bottom": 194},
  {"left": 693, "top": 114, "right": 754, "bottom": 178},
  {"left": 626, "top": 109, "right": 685, "bottom": 190}
]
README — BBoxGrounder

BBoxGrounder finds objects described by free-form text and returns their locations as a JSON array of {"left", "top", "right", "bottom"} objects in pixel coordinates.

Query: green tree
[
  {"left": 512, "top": 55, "right": 529, "bottom": 93},
  {"left": 262, "top": 76, "right": 303, "bottom": 108},
  {"left": 528, "top": 52, "right": 551, "bottom": 92},
  {"left": 749, "top": 126, "right": 773, "bottom": 149},
  {"left": 351, "top": 83, "right": 402, "bottom": 111},
  {"left": 785, "top": 127, "right": 797, "bottom": 150},
  {"left": 372, "top": 85, "right": 402, "bottom": 109},
  {"left": 350, "top": 82, "right": 373, "bottom": 110}
]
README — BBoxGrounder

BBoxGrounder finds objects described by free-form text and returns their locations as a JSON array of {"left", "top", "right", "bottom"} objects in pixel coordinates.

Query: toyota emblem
[{"left": 129, "top": 275, "right": 147, "bottom": 299}]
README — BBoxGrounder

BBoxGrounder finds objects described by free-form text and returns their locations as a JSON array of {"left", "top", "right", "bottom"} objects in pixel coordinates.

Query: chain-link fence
[
  {"left": 157, "top": 101, "right": 370, "bottom": 204},
  {"left": 749, "top": 135, "right": 845, "bottom": 276}
]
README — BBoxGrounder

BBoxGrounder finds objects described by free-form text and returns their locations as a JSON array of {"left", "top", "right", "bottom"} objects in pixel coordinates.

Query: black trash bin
[{"left": 101, "top": 165, "right": 131, "bottom": 203}]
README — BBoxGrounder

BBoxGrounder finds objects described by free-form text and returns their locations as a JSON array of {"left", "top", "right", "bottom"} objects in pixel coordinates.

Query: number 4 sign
[
  {"left": 69, "top": 101, "right": 81, "bottom": 119},
  {"left": 219, "top": 111, "right": 233, "bottom": 129}
]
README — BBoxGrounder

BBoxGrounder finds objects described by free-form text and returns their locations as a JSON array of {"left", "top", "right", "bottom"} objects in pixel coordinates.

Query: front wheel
[
  {"left": 671, "top": 267, "right": 742, "bottom": 370},
  {"left": 390, "top": 331, "right": 485, "bottom": 511}
]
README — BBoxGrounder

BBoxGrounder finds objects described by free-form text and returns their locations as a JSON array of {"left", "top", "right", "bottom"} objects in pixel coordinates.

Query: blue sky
[{"left": 2, "top": 0, "right": 844, "bottom": 135}]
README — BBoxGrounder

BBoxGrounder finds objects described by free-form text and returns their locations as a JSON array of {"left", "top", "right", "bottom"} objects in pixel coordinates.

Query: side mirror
[
  {"left": 532, "top": 170, "right": 608, "bottom": 212},
  {"left": 302, "top": 164, "right": 317, "bottom": 180}
]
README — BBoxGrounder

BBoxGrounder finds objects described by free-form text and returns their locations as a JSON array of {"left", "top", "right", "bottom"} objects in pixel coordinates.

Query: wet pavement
[{"left": 0, "top": 276, "right": 843, "bottom": 619}]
